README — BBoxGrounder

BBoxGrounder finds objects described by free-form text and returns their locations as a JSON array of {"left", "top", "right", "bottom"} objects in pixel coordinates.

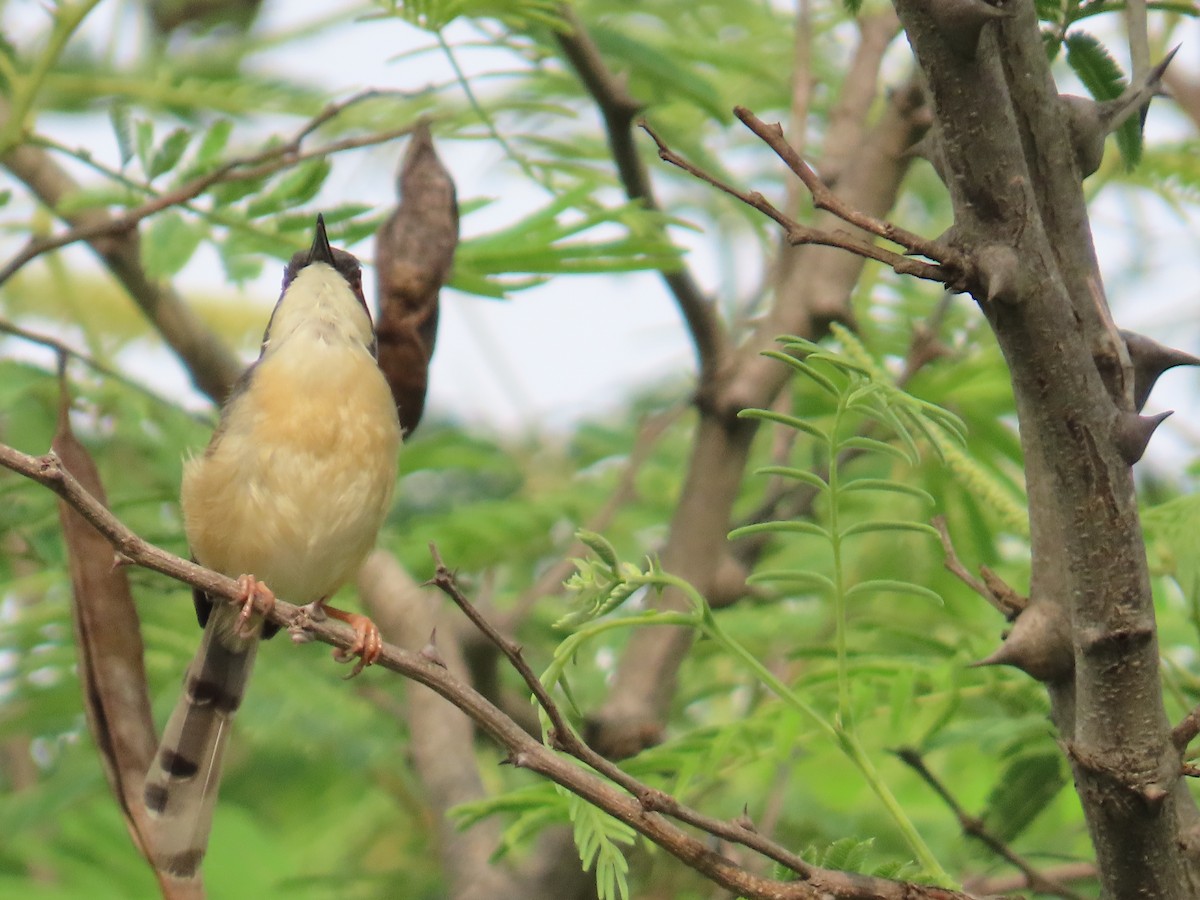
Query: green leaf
[
  {"left": 141, "top": 211, "right": 206, "bottom": 279},
  {"left": 813, "top": 836, "right": 874, "bottom": 872},
  {"left": 753, "top": 466, "right": 828, "bottom": 493},
  {"left": 760, "top": 350, "right": 839, "bottom": 396},
  {"left": 196, "top": 119, "right": 233, "bottom": 166},
  {"left": 245, "top": 158, "right": 331, "bottom": 217},
  {"left": 840, "top": 436, "right": 915, "bottom": 465},
  {"left": 589, "top": 24, "right": 726, "bottom": 120},
  {"left": 379, "top": 0, "right": 567, "bottom": 33},
  {"left": 728, "top": 521, "right": 830, "bottom": 540},
  {"left": 845, "top": 580, "right": 943, "bottom": 605},
  {"left": 452, "top": 191, "right": 682, "bottom": 297},
  {"left": 842, "top": 479, "right": 934, "bottom": 504},
  {"left": 209, "top": 173, "right": 270, "bottom": 206},
  {"left": 149, "top": 127, "right": 191, "bottom": 179},
  {"left": 134, "top": 119, "right": 154, "bottom": 171},
  {"left": 984, "top": 752, "right": 1065, "bottom": 841},
  {"left": 577, "top": 530, "right": 619, "bottom": 570},
  {"left": 736, "top": 408, "right": 827, "bottom": 443},
  {"left": 805, "top": 351, "right": 873, "bottom": 378},
  {"left": 777, "top": 334, "right": 823, "bottom": 355},
  {"left": 109, "top": 102, "right": 134, "bottom": 166},
  {"left": 839, "top": 521, "right": 939, "bottom": 539},
  {"left": 178, "top": 118, "right": 235, "bottom": 180},
  {"left": 218, "top": 231, "right": 265, "bottom": 283},
  {"left": 848, "top": 398, "right": 920, "bottom": 462},
  {"left": 55, "top": 185, "right": 137, "bottom": 215},
  {"left": 915, "top": 401, "right": 968, "bottom": 446},
  {"left": 567, "top": 793, "right": 634, "bottom": 900},
  {"left": 746, "top": 570, "right": 835, "bottom": 593}
]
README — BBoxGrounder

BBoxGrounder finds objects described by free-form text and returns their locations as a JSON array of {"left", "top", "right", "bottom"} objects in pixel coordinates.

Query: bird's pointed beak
[{"left": 307, "top": 214, "right": 335, "bottom": 267}]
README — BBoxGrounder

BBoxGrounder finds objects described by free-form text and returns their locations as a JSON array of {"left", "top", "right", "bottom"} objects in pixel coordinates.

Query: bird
[{"left": 143, "top": 215, "right": 402, "bottom": 878}]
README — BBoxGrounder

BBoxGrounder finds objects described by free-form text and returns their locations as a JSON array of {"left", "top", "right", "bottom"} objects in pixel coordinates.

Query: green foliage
[
  {"left": 452, "top": 190, "right": 684, "bottom": 297},
  {"left": 732, "top": 332, "right": 961, "bottom": 613},
  {"left": 567, "top": 793, "right": 635, "bottom": 900},
  {"left": 372, "top": 0, "right": 568, "bottom": 34},
  {"left": 2, "top": 1, "right": 1198, "bottom": 899}
]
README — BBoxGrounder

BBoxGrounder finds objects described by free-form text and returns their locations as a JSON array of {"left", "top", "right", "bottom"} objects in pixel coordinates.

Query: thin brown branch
[
  {"left": 732, "top": 106, "right": 965, "bottom": 276},
  {"left": 897, "top": 291, "right": 954, "bottom": 389},
  {"left": 639, "top": 118, "right": 951, "bottom": 285},
  {"left": 894, "top": 748, "right": 1085, "bottom": 900},
  {"left": 978, "top": 567, "right": 1028, "bottom": 618},
  {"left": 1172, "top": 703, "right": 1200, "bottom": 753},
  {"left": 1, "top": 439, "right": 987, "bottom": 900},
  {"left": 932, "top": 516, "right": 1023, "bottom": 618},
  {"left": 554, "top": 4, "right": 726, "bottom": 381},
  {"left": 964, "top": 862, "right": 1097, "bottom": 897}
]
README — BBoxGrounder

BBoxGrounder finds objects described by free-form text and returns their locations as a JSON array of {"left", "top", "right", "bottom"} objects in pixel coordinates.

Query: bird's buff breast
[{"left": 181, "top": 342, "right": 401, "bottom": 604}]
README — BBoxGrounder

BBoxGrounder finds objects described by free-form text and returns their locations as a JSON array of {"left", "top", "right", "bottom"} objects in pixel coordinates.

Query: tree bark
[{"left": 892, "top": 0, "right": 1200, "bottom": 894}]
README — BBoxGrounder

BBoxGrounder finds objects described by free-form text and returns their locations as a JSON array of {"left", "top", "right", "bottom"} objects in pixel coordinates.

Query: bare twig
[
  {"left": 639, "top": 118, "right": 952, "bottom": 286},
  {"left": 894, "top": 748, "right": 1084, "bottom": 900},
  {"left": 732, "top": 107, "right": 965, "bottom": 275},
  {"left": 964, "top": 862, "right": 1097, "bottom": 897},
  {"left": 593, "top": 73, "right": 932, "bottom": 760},
  {"left": 1172, "top": 703, "right": 1200, "bottom": 752},
  {"left": 932, "top": 516, "right": 1024, "bottom": 618},
  {"left": 898, "top": 291, "right": 955, "bottom": 389}
]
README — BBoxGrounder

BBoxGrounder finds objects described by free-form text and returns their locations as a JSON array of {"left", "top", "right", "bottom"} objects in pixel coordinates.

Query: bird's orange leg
[
  {"left": 234, "top": 574, "right": 276, "bottom": 637},
  {"left": 306, "top": 599, "right": 383, "bottom": 674}
]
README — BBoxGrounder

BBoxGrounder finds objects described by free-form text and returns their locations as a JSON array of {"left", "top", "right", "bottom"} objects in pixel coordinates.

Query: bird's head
[{"left": 260, "top": 215, "right": 376, "bottom": 357}]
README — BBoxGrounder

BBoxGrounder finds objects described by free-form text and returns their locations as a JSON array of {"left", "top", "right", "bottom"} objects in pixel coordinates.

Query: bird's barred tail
[{"left": 143, "top": 602, "right": 260, "bottom": 877}]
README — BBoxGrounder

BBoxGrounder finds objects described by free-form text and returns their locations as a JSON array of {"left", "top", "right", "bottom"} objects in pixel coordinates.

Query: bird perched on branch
[{"left": 143, "top": 215, "right": 402, "bottom": 877}]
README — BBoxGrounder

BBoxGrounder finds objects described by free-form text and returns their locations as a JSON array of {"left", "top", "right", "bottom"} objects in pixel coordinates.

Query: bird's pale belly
[{"left": 181, "top": 340, "right": 401, "bottom": 604}]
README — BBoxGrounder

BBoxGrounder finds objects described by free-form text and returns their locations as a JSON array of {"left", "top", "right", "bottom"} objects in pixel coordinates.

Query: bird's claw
[
  {"left": 234, "top": 575, "right": 275, "bottom": 638},
  {"left": 319, "top": 604, "right": 382, "bottom": 678}
]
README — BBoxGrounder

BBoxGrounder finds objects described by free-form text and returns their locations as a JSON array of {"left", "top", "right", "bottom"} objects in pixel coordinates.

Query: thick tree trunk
[{"left": 893, "top": 0, "right": 1200, "bottom": 894}]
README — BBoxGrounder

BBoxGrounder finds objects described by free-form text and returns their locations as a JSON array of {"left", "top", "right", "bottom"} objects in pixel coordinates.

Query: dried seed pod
[{"left": 375, "top": 122, "right": 459, "bottom": 437}]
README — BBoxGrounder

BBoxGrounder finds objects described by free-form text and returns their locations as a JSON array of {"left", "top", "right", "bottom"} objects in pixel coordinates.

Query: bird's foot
[
  {"left": 234, "top": 574, "right": 276, "bottom": 638},
  {"left": 313, "top": 602, "right": 382, "bottom": 678}
]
